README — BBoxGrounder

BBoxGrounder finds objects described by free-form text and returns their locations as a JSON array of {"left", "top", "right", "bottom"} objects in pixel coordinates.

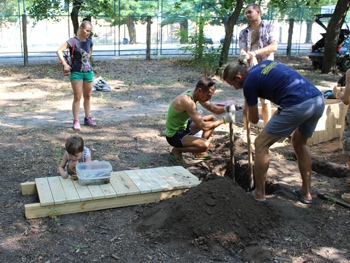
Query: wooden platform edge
[
  {"left": 21, "top": 181, "right": 37, "bottom": 195},
  {"left": 24, "top": 189, "right": 188, "bottom": 219}
]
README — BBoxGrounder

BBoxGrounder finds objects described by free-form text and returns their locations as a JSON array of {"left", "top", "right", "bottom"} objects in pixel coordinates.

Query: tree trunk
[
  {"left": 126, "top": 15, "right": 136, "bottom": 44},
  {"left": 217, "top": 0, "right": 244, "bottom": 75},
  {"left": 221, "top": 15, "right": 229, "bottom": 34},
  {"left": 197, "top": 17, "right": 204, "bottom": 60},
  {"left": 305, "top": 20, "right": 313, "bottom": 43},
  {"left": 287, "top": 19, "right": 294, "bottom": 58},
  {"left": 70, "top": 0, "right": 82, "bottom": 36},
  {"left": 179, "top": 19, "right": 188, "bottom": 44},
  {"left": 146, "top": 16, "right": 151, "bottom": 60},
  {"left": 322, "top": 0, "right": 350, "bottom": 73}
]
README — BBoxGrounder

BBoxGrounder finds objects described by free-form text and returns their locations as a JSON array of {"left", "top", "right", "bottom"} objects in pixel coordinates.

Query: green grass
[
  {"left": 13, "top": 104, "right": 43, "bottom": 113},
  {"left": 139, "top": 156, "right": 148, "bottom": 168}
]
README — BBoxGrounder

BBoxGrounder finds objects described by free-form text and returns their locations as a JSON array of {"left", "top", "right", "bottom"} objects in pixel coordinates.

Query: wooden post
[
  {"left": 22, "top": 14, "right": 28, "bottom": 66},
  {"left": 146, "top": 16, "right": 151, "bottom": 60}
]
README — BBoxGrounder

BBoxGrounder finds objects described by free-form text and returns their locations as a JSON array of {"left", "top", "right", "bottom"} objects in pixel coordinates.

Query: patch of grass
[
  {"left": 45, "top": 69, "right": 55, "bottom": 78},
  {"left": 44, "top": 126, "right": 56, "bottom": 134},
  {"left": 39, "top": 231, "right": 49, "bottom": 237},
  {"left": 159, "top": 92, "right": 173, "bottom": 102},
  {"left": 326, "top": 194, "right": 336, "bottom": 205},
  {"left": 48, "top": 207, "right": 59, "bottom": 217},
  {"left": 93, "top": 92, "right": 111, "bottom": 104},
  {"left": 53, "top": 148, "right": 61, "bottom": 165},
  {"left": 53, "top": 217, "right": 60, "bottom": 225},
  {"left": 74, "top": 244, "right": 83, "bottom": 252},
  {"left": 147, "top": 117, "right": 161, "bottom": 126},
  {"left": 13, "top": 104, "right": 42, "bottom": 113},
  {"left": 143, "top": 78, "right": 163, "bottom": 85},
  {"left": 139, "top": 156, "right": 148, "bottom": 168}
]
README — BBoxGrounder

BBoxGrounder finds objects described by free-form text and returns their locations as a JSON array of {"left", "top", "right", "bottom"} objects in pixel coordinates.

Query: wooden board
[
  {"left": 134, "top": 169, "right": 163, "bottom": 192},
  {"left": 124, "top": 170, "right": 152, "bottom": 194},
  {"left": 24, "top": 189, "right": 188, "bottom": 219},
  {"left": 114, "top": 171, "right": 141, "bottom": 195},
  {"left": 142, "top": 168, "right": 173, "bottom": 191},
  {"left": 21, "top": 166, "right": 200, "bottom": 219},
  {"left": 109, "top": 172, "right": 129, "bottom": 196},
  {"left": 59, "top": 177, "right": 80, "bottom": 203},
  {"left": 35, "top": 178, "right": 54, "bottom": 206},
  {"left": 87, "top": 185, "right": 106, "bottom": 200},
  {"left": 99, "top": 183, "right": 117, "bottom": 198},
  {"left": 72, "top": 180, "right": 93, "bottom": 201},
  {"left": 255, "top": 100, "right": 345, "bottom": 146},
  {"left": 47, "top": 177, "right": 67, "bottom": 205},
  {"left": 307, "top": 100, "right": 345, "bottom": 145},
  {"left": 153, "top": 167, "right": 186, "bottom": 189}
]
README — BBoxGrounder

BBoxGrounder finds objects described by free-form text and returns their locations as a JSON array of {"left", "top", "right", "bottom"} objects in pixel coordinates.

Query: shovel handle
[
  {"left": 246, "top": 109, "right": 254, "bottom": 191},
  {"left": 229, "top": 122, "right": 235, "bottom": 180},
  {"left": 317, "top": 193, "right": 350, "bottom": 209}
]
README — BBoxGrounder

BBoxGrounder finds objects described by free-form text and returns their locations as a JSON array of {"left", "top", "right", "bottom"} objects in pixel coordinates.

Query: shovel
[
  {"left": 246, "top": 106, "right": 254, "bottom": 191},
  {"left": 229, "top": 122, "right": 235, "bottom": 180}
]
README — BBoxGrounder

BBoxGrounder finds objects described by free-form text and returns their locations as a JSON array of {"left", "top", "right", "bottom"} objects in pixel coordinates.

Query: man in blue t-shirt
[{"left": 223, "top": 60, "right": 325, "bottom": 205}]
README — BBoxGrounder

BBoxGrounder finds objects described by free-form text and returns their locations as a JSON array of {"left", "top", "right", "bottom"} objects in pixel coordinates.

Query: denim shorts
[
  {"left": 70, "top": 71, "right": 94, "bottom": 82},
  {"left": 166, "top": 120, "right": 192, "bottom": 148},
  {"left": 264, "top": 95, "right": 325, "bottom": 138}
]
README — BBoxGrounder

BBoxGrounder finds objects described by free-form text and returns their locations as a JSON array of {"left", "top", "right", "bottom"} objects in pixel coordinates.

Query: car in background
[
  {"left": 308, "top": 14, "right": 350, "bottom": 71},
  {"left": 204, "top": 37, "right": 213, "bottom": 44},
  {"left": 220, "top": 36, "right": 235, "bottom": 44},
  {"left": 204, "top": 35, "right": 213, "bottom": 44}
]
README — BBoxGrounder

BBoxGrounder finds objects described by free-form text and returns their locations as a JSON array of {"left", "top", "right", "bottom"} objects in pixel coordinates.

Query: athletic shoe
[
  {"left": 84, "top": 116, "right": 97, "bottom": 126},
  {"left": 73, "top": 120, "right": 81, "bottom": 131}
]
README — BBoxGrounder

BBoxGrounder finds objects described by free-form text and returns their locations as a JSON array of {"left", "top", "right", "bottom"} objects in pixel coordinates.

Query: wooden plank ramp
[{"left": 21, "top": 166, "right": 200, "bottom": 219}]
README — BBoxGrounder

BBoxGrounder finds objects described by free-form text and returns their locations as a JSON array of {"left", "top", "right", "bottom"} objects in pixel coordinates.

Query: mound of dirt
[
  {"left": 135, "top": 133, "right": 349, "bottom": 255},
  {"left": 136, "top": 177, "right": 280, "bottom": 252}
]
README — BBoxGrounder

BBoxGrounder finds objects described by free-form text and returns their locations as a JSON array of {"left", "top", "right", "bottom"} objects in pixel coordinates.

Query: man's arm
[
  {"left": 199, "top": 100, "right": 226, "bottom": 115},
  {"left": 335, "top": 69, "right": 350, "bottom": 105},
  {"left": 248, "top": 104, "right": 259, "bottom": 124},
  {"left": 181, "top": 97, "right": 225, "bottom": 130},
  {"left": 248, "top": 41, "right": 278, "bottom": 58}
]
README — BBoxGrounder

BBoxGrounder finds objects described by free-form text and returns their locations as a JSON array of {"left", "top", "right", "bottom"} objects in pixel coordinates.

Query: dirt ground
[{"left": 0, "top": 56, "right": 350, "bottom": 263}]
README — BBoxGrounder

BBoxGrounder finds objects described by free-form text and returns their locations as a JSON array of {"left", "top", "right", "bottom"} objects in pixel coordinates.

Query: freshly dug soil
[{"left": 0, "top": 56, "right": 349, "bottom": 263}]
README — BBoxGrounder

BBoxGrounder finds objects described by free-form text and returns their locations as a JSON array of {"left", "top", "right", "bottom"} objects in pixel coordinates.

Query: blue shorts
[
  {"left": 264, "top": 95, "right": 325, "bottom": 138},
  {"left": 166, "top": 120, "right": 192, "bottom": 147},
  {"left": 70, "top": 71, "right": 94, "bottom": 82}
]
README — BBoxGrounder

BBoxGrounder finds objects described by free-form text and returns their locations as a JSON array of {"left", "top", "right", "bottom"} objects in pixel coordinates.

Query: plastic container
[{"left": 76, "top": 161, "right": 112, "bottom": 186}]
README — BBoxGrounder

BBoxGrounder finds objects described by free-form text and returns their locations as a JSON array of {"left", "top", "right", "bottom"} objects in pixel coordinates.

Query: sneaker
[
  {"left": 73, "top": 120, "right": 81, "bottom": 131},
  {"left": 84, "top": 116, "right": 97, "bottom": 126}
]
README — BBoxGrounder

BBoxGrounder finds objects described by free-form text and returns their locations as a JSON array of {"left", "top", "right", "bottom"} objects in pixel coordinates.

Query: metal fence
[{"left": 0, "top": 2, "right": 347, "bottom": 61}]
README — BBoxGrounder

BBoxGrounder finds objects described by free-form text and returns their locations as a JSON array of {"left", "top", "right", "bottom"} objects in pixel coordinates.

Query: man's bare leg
[
  {"left": 171, "top": 135, "right": 211, "bottom": 159},
  {"left": 252, "top": 130, "right": 280, "bottom": 202},
  {"left": 291, "top": 130, "right": 313, "bottom": 202}
]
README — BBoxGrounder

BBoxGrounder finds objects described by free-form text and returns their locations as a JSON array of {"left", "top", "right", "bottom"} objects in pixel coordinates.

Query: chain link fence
[{"left": 0, "top": 1, "right": 347, "bottom": 61}]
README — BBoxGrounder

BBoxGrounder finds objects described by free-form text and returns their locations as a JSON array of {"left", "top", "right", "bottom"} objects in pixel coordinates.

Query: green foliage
[
  {"left": 53, "top": 148, "right": 61, "bottom": 165},
  {"left": 139, "top": 156, "right": 148, "bottom": 168},
  {"left": 180, "top": 32, "right": 221, "bottom": 76},
  {"left": 268, "top": 0, "right": 338, "bottom": 21},
  {"left": 173, "top": 28, "right": 188, "bottom": 42},
  {"left": 0, "top": 0, "right": 34, "bottom": 26},
  {"left": 28, "top": 0, "right": 62, "bottom": 22}
]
